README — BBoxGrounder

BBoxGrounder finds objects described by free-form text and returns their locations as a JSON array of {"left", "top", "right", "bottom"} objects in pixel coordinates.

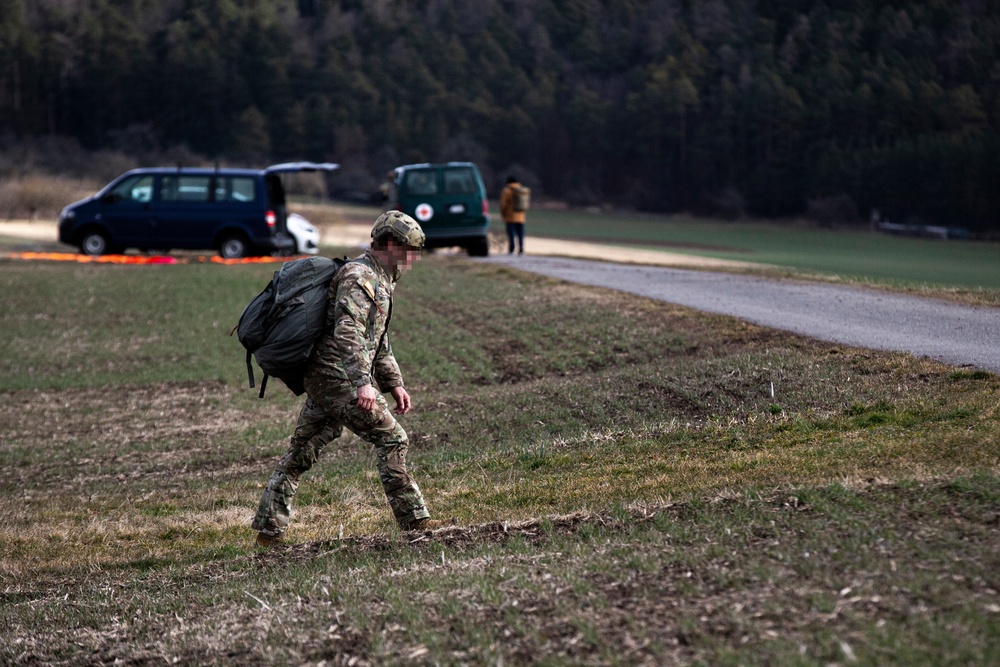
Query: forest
[{"left": 1, "top": 0, "right": 999, "bottom": 232}]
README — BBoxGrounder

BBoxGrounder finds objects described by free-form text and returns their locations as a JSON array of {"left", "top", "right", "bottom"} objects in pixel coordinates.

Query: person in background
[
  {"left": 377, "top": 170, "right": 396, "bottom": 210},
  {"left": 500, "top": 174, "right": 526, "bottom": 255}
]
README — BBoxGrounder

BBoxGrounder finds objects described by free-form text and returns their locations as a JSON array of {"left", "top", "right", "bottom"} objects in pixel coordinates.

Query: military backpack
[
  {"left": 512, "top": 184, "right": 531, "bottom": 212},
  {"left": 234, "top": 255, "right": 350, "bottom": 398}
]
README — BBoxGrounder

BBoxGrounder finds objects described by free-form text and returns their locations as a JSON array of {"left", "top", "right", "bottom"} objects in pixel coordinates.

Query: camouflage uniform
[{"left": 252, "top": 249, "right": 430, "bottom": 537}]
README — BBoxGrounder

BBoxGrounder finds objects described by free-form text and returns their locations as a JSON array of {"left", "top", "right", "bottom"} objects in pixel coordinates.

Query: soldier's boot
[
  {"left": 405, "top": 517, "right": 455, "bottom": 531},
  {"left": 255, "top": 531, "right": 283, "bottom": 548}
]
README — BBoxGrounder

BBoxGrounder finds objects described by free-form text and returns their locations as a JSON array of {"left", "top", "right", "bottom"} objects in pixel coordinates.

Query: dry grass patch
[
  {"left": 6, "top": 481, "right": 998, "bottom": 665},
  {"left": 0, "top": 174, "right": 97, "bottom": 220},
  {"left": 1, "top": 246, "right": 998, "bottom": 665}
]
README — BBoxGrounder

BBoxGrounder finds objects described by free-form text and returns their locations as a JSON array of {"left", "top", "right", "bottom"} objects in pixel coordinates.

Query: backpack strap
[
  {"left": 371, "top": 294, "right": 392, "bottom": 383},
  {"left": 245, "top": 349, "right": 271, "bottom": 398},
  {"left": 246, "top": 350, "right": 256, "bottom": 389}
]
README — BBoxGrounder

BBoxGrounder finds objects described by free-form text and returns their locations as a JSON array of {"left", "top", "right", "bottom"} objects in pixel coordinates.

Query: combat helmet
[{"left": 372, "top": 210, "right": 425, "bottom": 249}]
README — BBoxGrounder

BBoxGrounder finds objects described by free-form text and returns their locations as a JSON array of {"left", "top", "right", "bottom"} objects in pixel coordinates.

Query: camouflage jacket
[{"left": 308, "top": 250, "right": 403, "bottom": 390}]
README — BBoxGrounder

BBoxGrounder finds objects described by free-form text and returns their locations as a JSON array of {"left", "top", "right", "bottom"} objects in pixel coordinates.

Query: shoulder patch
[{"left": 360, "top": 277, "right": 377, "bottom": 302}]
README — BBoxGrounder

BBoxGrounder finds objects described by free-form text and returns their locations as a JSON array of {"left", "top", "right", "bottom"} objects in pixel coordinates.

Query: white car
[{"left": 287, "top": 212, "right": 320, "bottom": 255}]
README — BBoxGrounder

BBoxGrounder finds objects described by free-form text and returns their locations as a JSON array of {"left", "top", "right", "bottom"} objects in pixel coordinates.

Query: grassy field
[
  {"left": 501, "top": 208, "right": 1000, "bottom": 291},
  {"left": 1, "top": 235, "right": 999, "bottom": 665}
]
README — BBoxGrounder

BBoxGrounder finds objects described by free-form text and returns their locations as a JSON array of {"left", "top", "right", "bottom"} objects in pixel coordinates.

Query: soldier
[
  {"left": 252, "top": 211, "right": 446, "bottom": 547},
  {"left": 377, "top": 170, "right": 396, "bottom": 208}
]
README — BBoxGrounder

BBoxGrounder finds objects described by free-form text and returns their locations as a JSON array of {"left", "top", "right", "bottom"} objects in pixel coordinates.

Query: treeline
[{"left": 2, "top": 0, "right": 999, "bottom": 231}]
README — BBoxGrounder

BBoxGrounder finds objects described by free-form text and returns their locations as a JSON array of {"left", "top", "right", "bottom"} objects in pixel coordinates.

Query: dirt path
[
  {"left": 0, "top": 221, "right": 60, "bottom": 242},
  {"left": 329, "top": 224, "right": 765, "bottom": 269},
  {"left": 0, "top": 219, "right": 760, "bottom": 271}
]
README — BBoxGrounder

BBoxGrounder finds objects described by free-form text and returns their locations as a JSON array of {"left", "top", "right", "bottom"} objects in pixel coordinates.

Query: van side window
[
  {"left": 403, "top": 171, "right": 437, "bottom": 196},
  {"left": 161, "top": 176, "right": 211, "bottom": 202},
  {"left": 215, "top": 176, "right": 257, "bottom": 203},
  {"left": 110, "top": 175, "right": 154, "bottom": 203},
  {"left": 443, "top": 168, "right": 476, "bottom": 194}
]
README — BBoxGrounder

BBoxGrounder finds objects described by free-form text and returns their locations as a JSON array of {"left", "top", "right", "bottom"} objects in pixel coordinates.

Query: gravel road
[{"left": 484, "top": 254, "right": 1000, "bottom": 373}]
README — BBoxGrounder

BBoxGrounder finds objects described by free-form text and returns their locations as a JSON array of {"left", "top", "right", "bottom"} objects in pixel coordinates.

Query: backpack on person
[
  {"left": 512, "top": 184, "right": 531, "bottom": 213},
  {"left": 234, "top": 255, "right": 350, "bottom": 398}
]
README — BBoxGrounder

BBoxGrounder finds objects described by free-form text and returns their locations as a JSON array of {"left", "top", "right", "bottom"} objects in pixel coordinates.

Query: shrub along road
[{"left": 485, "top": 254, "right": 1000, "bottom": 374}]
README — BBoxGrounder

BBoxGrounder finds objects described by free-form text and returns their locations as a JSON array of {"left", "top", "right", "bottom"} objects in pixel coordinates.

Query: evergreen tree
[{"left": 4, "top": 0, "right": 999, "bottom": 231}]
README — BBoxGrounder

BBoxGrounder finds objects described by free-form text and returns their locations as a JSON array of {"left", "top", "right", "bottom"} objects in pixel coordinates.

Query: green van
[{"left": 393, "top": 162, "right": 490, "bottom": 256}]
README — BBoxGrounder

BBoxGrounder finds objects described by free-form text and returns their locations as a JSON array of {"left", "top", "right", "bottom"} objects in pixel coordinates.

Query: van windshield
[{"left": 110, "top": 174, "right": 154, "bottom": 203}]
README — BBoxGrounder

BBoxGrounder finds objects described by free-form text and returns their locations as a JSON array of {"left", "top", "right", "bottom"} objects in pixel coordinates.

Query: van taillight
[
  {"left": 265, "top": 210, "right": 276, "bottom": 228},
  {"left": 482, "top": 199, "right": 489, "bottom": 215}
]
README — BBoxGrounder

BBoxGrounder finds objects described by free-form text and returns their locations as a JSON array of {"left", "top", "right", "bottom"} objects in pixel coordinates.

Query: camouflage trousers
[{"left": 251, "top": 376, "right": 430, "bottom": 537}]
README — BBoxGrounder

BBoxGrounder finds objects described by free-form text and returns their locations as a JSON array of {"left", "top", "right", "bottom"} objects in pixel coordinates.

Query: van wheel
[
  {"left": 467, "top": 237, "right": 489, "bottom": 257},
  {"left": 80, "top": 230, "right": 111, "bottom": 256},
  {"left": 218, "top": 235, "right": 249, "bottom": 259}
]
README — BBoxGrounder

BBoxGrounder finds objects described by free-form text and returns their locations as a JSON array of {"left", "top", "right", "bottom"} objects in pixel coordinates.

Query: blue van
[
  {"left": 58, "top": 162, "right": 338, "bottom": 258},
  {"left": 393, "top": 162, "right": 490, "bottom": 256}
]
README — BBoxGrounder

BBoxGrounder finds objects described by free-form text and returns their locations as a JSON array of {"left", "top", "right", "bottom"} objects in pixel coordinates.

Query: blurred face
[{"left": 387, "top": 238, "right": 422, "bottom": 274}]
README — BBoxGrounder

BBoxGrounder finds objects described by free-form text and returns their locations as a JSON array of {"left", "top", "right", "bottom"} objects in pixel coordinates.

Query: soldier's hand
[
  {"left": 356, "top": 384, "right": 377, "bottom": 412},
  {"left": 390, "top": 386, "right": 411, "bottom": 415}
]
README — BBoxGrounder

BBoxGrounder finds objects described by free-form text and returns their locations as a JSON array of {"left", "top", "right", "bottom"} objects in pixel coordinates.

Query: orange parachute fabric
[{"left": 3, "top": 252, "right": 295, "bottom": 265}]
